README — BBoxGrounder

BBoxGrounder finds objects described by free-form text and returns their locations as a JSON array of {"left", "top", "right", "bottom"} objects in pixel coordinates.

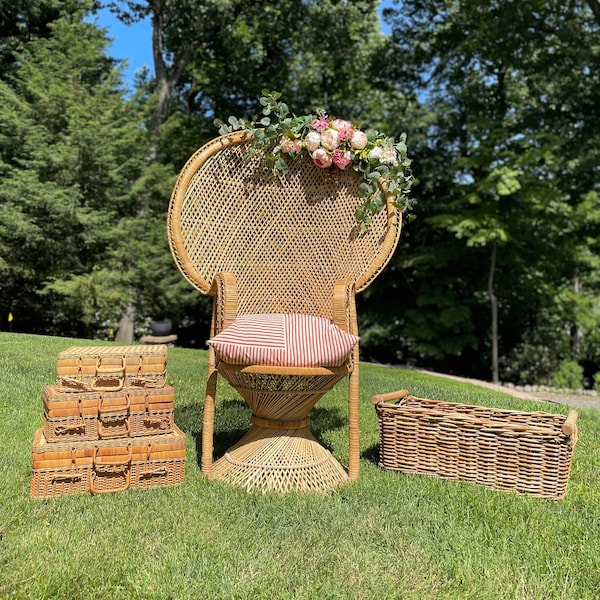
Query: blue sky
[
  {"left": 96, "top": 8, "right": 153, "bottom": 86},
  {"left": 96, "top": 3, "right": 393, "bottom": 89}
]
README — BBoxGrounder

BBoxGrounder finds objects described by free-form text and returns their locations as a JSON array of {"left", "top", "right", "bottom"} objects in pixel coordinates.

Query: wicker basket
[
  {"left": 30, "top": 425, "right": 186, "bottom": 498},
  {"left": 56, "top": 345, "right": 168, "bottom": 392},
  {"left": 372, "top": 390, "right": 578, "bottom": 500},
  {"left": 42, "top": 385, "right": 176, "bottom": 442}
]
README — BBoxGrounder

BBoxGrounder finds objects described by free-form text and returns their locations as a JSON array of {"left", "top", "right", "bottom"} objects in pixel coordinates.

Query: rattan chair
[{"left": 167, "top": 131, "right": 402, "bottom": 492}]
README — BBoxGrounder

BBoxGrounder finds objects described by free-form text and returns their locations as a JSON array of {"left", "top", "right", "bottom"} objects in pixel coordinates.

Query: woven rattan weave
[
  {"left": 373, "top": 390, "right": 578, "bottom": 500},
  {"left": 56, "top": 345, "right": 168, "bottom": 392},
  {"left": 167, "top": 132, "right": 401, "bottom": 492},
  {"left": 42, "top": 384, "right": 175, "bottom": 442},
  {"left": 30, "top": 425, "right": 186, "bottom": 498}
]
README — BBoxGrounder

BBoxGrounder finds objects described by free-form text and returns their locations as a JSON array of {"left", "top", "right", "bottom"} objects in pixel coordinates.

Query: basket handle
[
  {"left": 98, "top": 392, "right": 131, "bottom": 415},
  {"left": 54, "top": 421, "right": 86, "bottom": 435},
  {"left": 51, "top": 472, "right": 82, "bottom": 483},
  {"left": 371, "top": 390, "right": 410, "bottom": 405},
  {"left": 90, "top": 444, "right": 132, "bottom": 494},
  {"left": 140, "top": 466, "right": 169, "bottom": 478},
  {"left": 562, "top": 410, "right": 578, "bottom": 437}
]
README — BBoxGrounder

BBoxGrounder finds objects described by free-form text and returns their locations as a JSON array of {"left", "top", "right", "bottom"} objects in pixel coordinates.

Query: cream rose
[
  {"left": 351, "top": 130, "right": 368, "bottom": 150},
  {"left": 312, "top": 148, "right": 333, "bottom": 168},
  {"left": 368, "top": 146, "right": 383, "bottom": 160},
  {"left": 304, "top": 131, "right": 321, "bottom": 152},
  {"left": 333, "top": 119, "right": 352, "bottom": 131},
  {"left": 379, "top": 145, "right": 398, "bottom": 166},
  {"left": 280, "top": 137, "right": 302, "bottom": 154},
  {"left": 319, "top": 128, "right": 340, "bottom": 151}
]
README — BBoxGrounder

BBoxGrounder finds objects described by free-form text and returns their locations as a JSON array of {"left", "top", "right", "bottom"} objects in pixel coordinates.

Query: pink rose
[
  {"left": 320, "top": 128, "right": 340, "bottom": 151},
  {"left": 333, "top": 119, "right": 352, "bottom": 131},
  {"left": 304, "top": 131, "right": 321, "bottom": 152},
  {"left": 332, "top": 149, "right": 353, "bottom": 170},
  {"left": 350, "top": 130, "right": 368, "bottom": 150},
  {"left": 312, "top": 148, "right": 333, "bottom": 168}
]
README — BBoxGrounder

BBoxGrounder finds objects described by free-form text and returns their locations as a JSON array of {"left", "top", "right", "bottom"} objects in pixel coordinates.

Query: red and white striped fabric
[{"left": 207, "top": 313, "right": 359, "bottom": 367}]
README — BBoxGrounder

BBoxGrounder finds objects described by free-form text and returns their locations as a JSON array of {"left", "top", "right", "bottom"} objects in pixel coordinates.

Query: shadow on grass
[
  {"left": 175, "top": 396, "right": 347, "bottom": 466},
  {"left": 362, "top": 443, "right": 380, "bottom": 466}
]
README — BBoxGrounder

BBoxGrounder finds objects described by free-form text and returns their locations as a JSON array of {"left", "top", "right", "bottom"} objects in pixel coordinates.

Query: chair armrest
[
  {"left": 333, "top": 279, "right": 357, "bottom": 335},
  {"left": 209, "top": 272, "right": 238, "bottom": 335}
]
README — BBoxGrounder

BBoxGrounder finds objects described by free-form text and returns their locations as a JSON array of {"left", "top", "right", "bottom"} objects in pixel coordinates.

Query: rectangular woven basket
[
  {"left": 56, "top": 345, "right": 168, "bottom": 392},
  {"left": 30, "top": 425, "right": 186, "bottom": 498},
  {"left": 372, "top": 390, "right": 578, "bottom": 500},
  {"left": 42, "top": 385, "right": 176, "bottom": 442}
]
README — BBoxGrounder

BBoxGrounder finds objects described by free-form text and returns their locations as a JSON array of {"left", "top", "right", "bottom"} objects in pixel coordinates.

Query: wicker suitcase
[
  {"left": 42, "top": 384, "right": 176, "bottom": 442},
  {"left": 30, "top": 425, "right": 186, "bottom": 498},
  {"left": 56, "top": 345, "right": 168, "bottom": 392},
  {"left": 372, "top": 390, "right": 578, "bottom": 500}
]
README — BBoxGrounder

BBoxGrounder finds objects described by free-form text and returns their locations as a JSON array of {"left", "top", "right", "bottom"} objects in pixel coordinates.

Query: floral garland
[{"left": 215, "top": 90, "right": 414, "bottom": 230}]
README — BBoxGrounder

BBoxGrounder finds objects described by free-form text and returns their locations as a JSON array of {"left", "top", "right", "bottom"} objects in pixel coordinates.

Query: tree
[
  {"left": 0, "top": 3, "right": 152, "bottom": 336},
  {"left": 379, "top": 0, "right": 600, "bottom": 381}
]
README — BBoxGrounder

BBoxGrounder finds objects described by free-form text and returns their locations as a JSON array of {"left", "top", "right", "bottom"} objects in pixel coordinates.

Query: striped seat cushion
[{"left": 207, "top": 313, "right": 359, "bottom": 367}]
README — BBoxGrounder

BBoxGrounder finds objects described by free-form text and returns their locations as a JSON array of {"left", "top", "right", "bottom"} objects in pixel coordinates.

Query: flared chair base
[{"left": 211, "top": 423, "right": 348, "bottom": 493}]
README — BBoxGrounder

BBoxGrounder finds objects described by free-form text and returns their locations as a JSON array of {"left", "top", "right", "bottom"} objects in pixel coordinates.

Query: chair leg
[
  {"left": 347, "top": 346, "right": 360, "bottom": 480},
  {"left": 202, "top": 349, "right": 218, "bottom": 476}
]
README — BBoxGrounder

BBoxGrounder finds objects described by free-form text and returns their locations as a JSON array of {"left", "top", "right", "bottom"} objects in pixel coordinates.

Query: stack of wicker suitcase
[{"left": 30, "top": 345, "right": 186, "bottom": 498}]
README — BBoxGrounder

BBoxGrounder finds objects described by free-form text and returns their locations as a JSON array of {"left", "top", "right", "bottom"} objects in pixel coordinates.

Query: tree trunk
[
  {"left": 570, "top": 275, "right": 581, "bottom": 355},
  {"left": 115, "top": 304, "right": 135, "bottom": 344},
  {"left": 586, "top": 0, "right": 600, "bottom": 26},
  {"left": 488, "top": 240, "right": 499, "bottom": 384}
]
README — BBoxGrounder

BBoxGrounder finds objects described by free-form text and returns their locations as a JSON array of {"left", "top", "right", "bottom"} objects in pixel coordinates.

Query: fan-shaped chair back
[{"left": 168, "top": 132, "right": 401, "bottom": 319}]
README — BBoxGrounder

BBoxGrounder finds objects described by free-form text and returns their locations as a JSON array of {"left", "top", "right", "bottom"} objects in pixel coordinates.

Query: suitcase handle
[
  {"left": 98, "top": 416, "right": 131, "bottom": 438},
  {"left": 54, "top": 421, "right": 86, "bottom": 435},
  {"left": 90, "top": 445, "right": 132, "bottom": 494},
  {"left": 58, "top": 377, "right": 91, "bottom": 392},
  {"left": 143, "top": 415, "right": 170, "bottom": 431},
  {"left": 90, "top": 469, "right": 130, "bottom": 494},
  {"left": 91, "top": 356, "right": 126, "bottom": 391},
  {"left": 51, "top": 472, "right": 82, "bottom": 483},
  {"left": 98, "top": 392, "right": 131, "bottom": 415},
  {"left": 140, "top": 466, "right": 169, "bottom": 479},
  {"left": 93, "top": 444, "right": 132, "bottom": 467},
  {"left": 91, "top": 379, "right": 124, "bottom": 392}
]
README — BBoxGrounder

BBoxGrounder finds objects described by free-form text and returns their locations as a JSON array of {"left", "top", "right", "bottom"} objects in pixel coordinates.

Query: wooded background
[{"left": 1, "top": 0, "right": 599, "bottom": 386}]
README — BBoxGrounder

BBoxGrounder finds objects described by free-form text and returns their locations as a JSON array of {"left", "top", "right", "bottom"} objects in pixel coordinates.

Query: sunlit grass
[{"left": 1, "top": 332, "right": 599, "bottom": 599}]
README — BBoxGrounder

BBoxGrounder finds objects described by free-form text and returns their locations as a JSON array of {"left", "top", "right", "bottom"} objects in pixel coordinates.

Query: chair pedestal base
[
  {"left": 211, "top": 364, "right": 350, "bottom": 492},
  {"left": 210, "top": 423, "right": 348, "bottom": 493}
]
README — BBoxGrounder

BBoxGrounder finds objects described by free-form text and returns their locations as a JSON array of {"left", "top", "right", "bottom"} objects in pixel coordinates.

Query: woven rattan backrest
[{"left": 168, "top": 132, "right": 401, "bottom": 319}]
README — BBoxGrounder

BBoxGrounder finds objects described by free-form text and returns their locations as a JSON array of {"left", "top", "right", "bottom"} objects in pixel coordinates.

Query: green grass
[{"left": 1, "top": 332, "right": 600, "bottom": 599}]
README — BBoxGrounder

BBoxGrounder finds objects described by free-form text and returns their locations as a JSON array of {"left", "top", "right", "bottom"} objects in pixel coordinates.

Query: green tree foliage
[
  {"left": 376, "top": 0, "right": 600, "bottom": 381},
  {"left": 0, "top": 3, "right": 171, "bottom": 336},
  {"left": 3, "top": 0, "right": 599, "bottom": 387},
  {"left": 107, "top": 0, "right": 391, "bottom": 164}
]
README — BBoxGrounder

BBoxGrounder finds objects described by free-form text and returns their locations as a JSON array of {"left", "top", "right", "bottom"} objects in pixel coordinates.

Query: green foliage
[
  {"left": 551, "top": 360, "right": 584, "bottom": 391},
  {"left": 593, "top": 372, "right": 600, "bottom": 394},
  {"left": 376, "top": 0, "right": 600, "bottom": 377},
  {"left": 0, "top": 3, "right": 184, "bottom": 338}
]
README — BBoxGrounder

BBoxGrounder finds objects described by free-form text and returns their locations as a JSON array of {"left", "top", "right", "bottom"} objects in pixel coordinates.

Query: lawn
[{"left": 1, "top": 332, "right": 599, "bottom": 599}]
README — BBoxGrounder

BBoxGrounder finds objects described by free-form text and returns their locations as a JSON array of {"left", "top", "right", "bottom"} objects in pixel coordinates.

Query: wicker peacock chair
[{"left": 167, "top": 131, "right": 402, "bottom": 493}]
